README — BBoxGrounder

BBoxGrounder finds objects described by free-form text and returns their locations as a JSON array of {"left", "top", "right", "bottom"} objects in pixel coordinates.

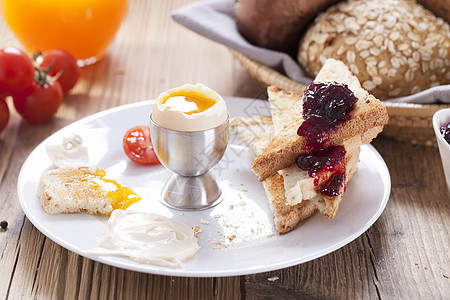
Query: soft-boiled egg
[{"left": 151, "top": 83, "right": 228, "bottom": 132}]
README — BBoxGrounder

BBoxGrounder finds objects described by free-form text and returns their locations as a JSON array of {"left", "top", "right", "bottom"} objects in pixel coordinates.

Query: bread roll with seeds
[{"left": 298, "top": 0, "right": 450, "bottom": 100}]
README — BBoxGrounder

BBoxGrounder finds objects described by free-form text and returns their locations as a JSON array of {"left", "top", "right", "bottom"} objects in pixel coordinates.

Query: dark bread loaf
[
  {"left": 417, "top": 0, "right": 449, "bottom": 23},
  {"left": 235, "top": 0, "right": 341, "bottom": 57}
]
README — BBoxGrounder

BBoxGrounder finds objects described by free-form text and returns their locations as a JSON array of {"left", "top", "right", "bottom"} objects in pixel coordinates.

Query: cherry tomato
[
  {"left": 123, "top": 126, "right": 160, "bottom": 164},
  {"left": 0, "top": 47, "right": 34, "bottom": 96},
  {"left": 13, "top": 76, "right": 63, "bottom": 123},
  {"left": 39, "top": 49, "right": 80, "bottom": 94},
  {"left": 0, "top": 97, "right": 9, "bottom": 133}
]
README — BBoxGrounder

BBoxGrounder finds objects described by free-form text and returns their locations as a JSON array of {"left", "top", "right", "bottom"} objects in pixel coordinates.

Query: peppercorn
[{"left": 0, "top": 220, "right": 8, "bottom": 229}]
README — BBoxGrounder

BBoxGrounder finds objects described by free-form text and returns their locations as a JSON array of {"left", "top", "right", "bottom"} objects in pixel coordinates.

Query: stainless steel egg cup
[{"left": 150, "top": 115, "right": 229, "bottom": 210}]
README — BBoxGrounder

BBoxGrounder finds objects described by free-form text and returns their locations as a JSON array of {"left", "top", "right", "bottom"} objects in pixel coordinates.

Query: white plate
[{"left": 17, "top": 97, "right": 391, "bottom": 277}]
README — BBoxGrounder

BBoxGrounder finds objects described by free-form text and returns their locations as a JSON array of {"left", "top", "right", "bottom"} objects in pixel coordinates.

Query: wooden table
[{"left": 0, "top": 0, "right": 449, "bottom": 299}]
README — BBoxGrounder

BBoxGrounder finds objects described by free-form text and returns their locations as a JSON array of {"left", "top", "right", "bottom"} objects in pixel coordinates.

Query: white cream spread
[
  {"left": 280, "top": 165, "right": 317, "bottom": 205},
  {"left": 88, "top": 209, "right": 200, "bottom": 268},
  {"left": 46, "top": 134, "right": 89, "bottom": 168}
]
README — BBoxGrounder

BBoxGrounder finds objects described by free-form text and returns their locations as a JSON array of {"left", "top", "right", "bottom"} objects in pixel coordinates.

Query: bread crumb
[
  {"left": 213, "top": 241, "right": 228, "bottom": 250},
  {"left": 200, "top": 219, "right": 210, "bottom": 225},
  {"left": 229, "top": 205, "right": 235, "bottom": 209},
  {"left": 179, "top": 212, "right": 184, "bottom": 215},
  {"left": 443, "top": 274, "right": 449, "bottom": 279},
  {"left": 192, "top": 226, "right": 202, "bottom": 236},
  {"left": 227, "top": 234, "right": 237, "bottom": 241},
  {"left": 267, "top": 276, "right": 279, "bottom": 282}
]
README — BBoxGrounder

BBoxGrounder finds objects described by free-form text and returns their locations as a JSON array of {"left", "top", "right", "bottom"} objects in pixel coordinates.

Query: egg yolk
[
  {"left": 79, "top": 167, "right": 141, "bottom": 214},
  {"left": 162, "top": 91, "right": 217, "bottom": 115}
]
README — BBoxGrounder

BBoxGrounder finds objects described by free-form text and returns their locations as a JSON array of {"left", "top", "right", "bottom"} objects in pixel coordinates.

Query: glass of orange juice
[{"left": 1, "top": 0, "right": 127, "bottom": 66}]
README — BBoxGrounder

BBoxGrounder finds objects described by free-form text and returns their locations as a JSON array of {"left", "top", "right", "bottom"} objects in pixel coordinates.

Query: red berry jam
[
  {"left": 296, "top": 146, "right": 347, "bottom": 177},
  {"left": 297, "top": 82, "right": 357, "bottom": 152},
  {"left": 297, "top": 145, "right": 347, "bottom": 197},
  {"left": 441, "top": 122, "right": 450, "bottom": 145},
  {"left": 320, "top": 172, "right": 346, "bottom": 197}
]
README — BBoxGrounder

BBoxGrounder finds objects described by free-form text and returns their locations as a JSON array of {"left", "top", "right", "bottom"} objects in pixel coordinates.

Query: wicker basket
[{"left": 230, "top": 49, "right": 449, "bottom": 146}]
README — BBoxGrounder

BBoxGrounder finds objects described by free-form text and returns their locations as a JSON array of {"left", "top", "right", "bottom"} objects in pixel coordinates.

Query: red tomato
[
  {"left": 0, "top": 47, "right": 34, "bottom": 96},
  {"left": 39, "top": 49, "right": 80, "bottom": 94},
  {"left": 13, "top": 77, "right": 63, "bottom": 123},
  {"left": 0, "top": 97, "right": 9, "bottom": 133},
  {"left": 123, "top": 126, "right": 160, "bottom": 164}
]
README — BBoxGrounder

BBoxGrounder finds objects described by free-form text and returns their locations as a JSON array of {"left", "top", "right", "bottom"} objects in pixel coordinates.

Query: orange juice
[{"left": 1, "top": 0, "right": 127, "bottom": 65}]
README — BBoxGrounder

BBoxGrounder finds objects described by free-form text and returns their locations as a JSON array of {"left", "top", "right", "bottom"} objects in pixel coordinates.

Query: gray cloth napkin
[{"left": 171, "top": 0, "right": 450, "bottom": 104}]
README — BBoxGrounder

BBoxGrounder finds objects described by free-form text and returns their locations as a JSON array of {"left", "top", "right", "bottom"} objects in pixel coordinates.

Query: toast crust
[{"left": 263, "top": 173, "right": 317, "bottom": 234}]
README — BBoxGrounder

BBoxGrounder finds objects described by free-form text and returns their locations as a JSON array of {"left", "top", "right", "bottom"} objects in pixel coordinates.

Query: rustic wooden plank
[
  {"left": 369, "top": 137, "right": 450, "bottom": 299},
  {"left": 0, "top": 112, "right": 22, "bottom": 300},
  {"left": 73, "top": 257, "right": 92, "bottom": 299},
  {"left": 215, "top": 277, "right": 242, "bottom": 300},
  {"left": 2, "top": 0, "right": 449, "bottom": 299},
  {"left": 0, "top": 120, "right": 60, "bottom": 300},
  {"left": 244, "top": 233, "right": 378, "bottom": 300}
]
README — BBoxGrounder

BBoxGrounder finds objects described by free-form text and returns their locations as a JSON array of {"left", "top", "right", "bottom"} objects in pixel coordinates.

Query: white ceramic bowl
[{"left": 432, "top": 108, "right": 450, "bottom": 194}]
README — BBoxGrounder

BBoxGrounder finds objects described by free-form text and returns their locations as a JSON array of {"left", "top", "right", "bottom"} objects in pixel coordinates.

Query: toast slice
[
  {"left": 252, "top": 59, "right": 389, "bottom": 181},
  {"left": 268, "top": 86, "right": 366, "bottom": 218},
  {"left": 37, "top": 166, "right": 140, "bottom": 215},
  {"left": 232, "top": 59, "right": 388, "bottom": 233},
  {"left": 268, "top": 86, "right": 383, "bottom": 208},
  {"left": 230, "top": 112, "right": 364, "bottom": 231},
  {"left": 230, "top": 116, "right": 317, "bottom": 234},
  {"left": 231, "top": 114, "right": 362, "bottom": 232}
]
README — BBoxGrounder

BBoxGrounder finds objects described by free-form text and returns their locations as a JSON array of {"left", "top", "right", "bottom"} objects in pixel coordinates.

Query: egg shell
[{"left": 151, "top": 83, "right": 228, "bottom": 132}]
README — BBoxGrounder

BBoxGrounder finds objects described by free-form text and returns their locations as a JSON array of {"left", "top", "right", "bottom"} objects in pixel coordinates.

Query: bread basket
[{"left": 230, "top": 49, "right": 450, "bottom": 146}]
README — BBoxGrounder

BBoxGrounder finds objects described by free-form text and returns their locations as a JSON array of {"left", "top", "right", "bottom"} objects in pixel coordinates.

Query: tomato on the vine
[
  {"left": 0, "top": 47, "right": 34, "bottom": 96},
  {"left": 13, "top": 70, "right": 63, "bottom": 123},
  {"left": 39, "top": 49, "right": 80, "bottom": 94},
  {"left": 0, "top": 97, "right": 9, "bottom": 133},
  {"left": 123, "top": 126, "right": 160, "bottom": 164}
]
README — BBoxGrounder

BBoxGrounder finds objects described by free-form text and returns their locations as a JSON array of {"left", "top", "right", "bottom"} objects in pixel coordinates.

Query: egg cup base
[{"left": 160, "top": 172, "right": 223, "bottom": 211}]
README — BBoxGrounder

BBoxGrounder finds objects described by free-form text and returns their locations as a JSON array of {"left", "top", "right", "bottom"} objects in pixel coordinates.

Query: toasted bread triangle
[
  {"left": 231, "top": 59, "right": 388, "bottom": 234},
  {"left": 267, "top": 86, "right": 363, "bottom": 218},
  {"left": 252, "top": 59, "right": 388, "bottom": 182}
]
